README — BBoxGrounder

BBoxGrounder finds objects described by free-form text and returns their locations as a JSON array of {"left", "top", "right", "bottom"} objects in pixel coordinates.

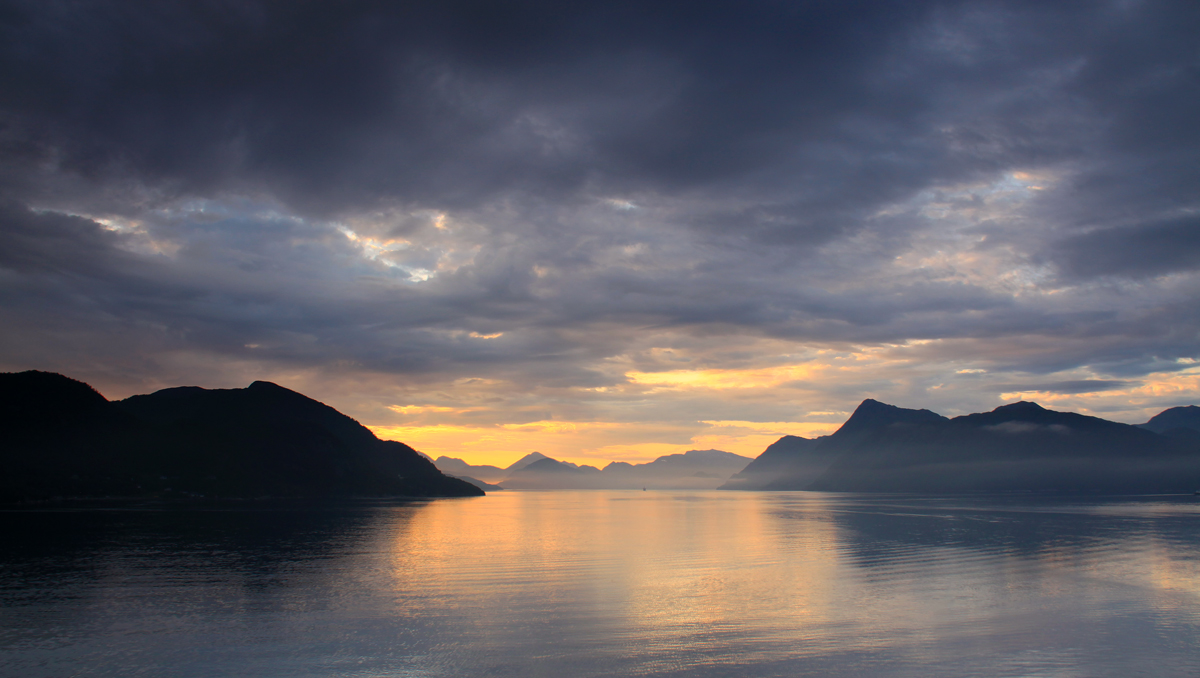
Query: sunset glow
[
  {"left": 4, "top": 3, "right": 1200, "bottom": 675},
  {"left": 1, "top": 0, "right": 1197, "bottom": 470}
]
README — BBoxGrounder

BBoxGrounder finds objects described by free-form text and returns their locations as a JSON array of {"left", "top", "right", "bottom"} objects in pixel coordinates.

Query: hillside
[
  {"left": 718, "top": 436, "right": 832, "bottom": 490},
  {"left": 1139, "top": 405, "right": 1200, "bottom": 434},
  {"left": 0, "top": 371, "right": 482, "bottom": 501},
  {"left": 737, "top": 399, "right": 1200, "bottom": 494}
]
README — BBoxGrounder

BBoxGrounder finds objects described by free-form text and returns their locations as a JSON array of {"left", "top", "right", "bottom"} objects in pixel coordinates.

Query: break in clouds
[{"left": 1, "top": 0, "right": 1198, "bottom": 460}]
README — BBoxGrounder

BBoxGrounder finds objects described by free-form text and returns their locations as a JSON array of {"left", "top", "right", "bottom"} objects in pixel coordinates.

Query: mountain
[
  {"left": 751, "top": 399, "right": 1200, "bottom": 493},
  {"left": 493, "top": 449, "right": 753, "bottom": 490},
  {"left": 0, "top": 371, "right": 483, "bottom": 501},
  {"left": 1139, "top": 405, "right": 1200, "bottom": 434},
  {"left": 726, "top": 400, "right": 948, "bottom": 491},
  {"left": 498, "top": 457, "right": 604, "bottom": 489},
  {"left": 432, "top": 452, "right": 554, "bottom": 484},
  {"left": 434, "top": 456, "right": 508, "bottom": 483},
  {"left": 718, "top": 436, "right": 833, "bottom": 490},
  {"left": 602, "top": 449, "right": 753, "bottom": 489},
  {"left": 520, "top": 458, "right": 602, "bottom": 474},
  {"left": 2, "top": 371, "right": 145, "bottom": 501},
  {"left": 505, "top": 452, "right": 550, "bottom": 472},
  {"left": 828, "top": 399, "right": 947, "bottom": 441}
]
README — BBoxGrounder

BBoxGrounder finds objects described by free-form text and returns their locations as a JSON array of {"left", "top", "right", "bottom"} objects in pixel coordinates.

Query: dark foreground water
[{"left": 2, "top": 491, "right": 1199, "bottom": 677}]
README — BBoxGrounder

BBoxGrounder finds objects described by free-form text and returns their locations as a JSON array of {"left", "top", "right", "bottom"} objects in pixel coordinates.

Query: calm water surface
[{"left": 2, "top": 491, "right": 1199, "bottom": 677}]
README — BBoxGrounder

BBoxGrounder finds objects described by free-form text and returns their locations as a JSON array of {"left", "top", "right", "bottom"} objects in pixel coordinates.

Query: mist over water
[{"left": 3, "top": 492, "right": 1199, "bottom": 677}]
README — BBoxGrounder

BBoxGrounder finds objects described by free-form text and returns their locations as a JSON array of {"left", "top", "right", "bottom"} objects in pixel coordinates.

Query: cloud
[
  {"left": 990, "top": 380, "right": 1135, "bottom": 395},
  {"left": 0, "top": 0, "right": 1198, "bottom": 462},
  {"left": 1052, "top": 215, "right": 1200, "bottom": 280},
  {"left": 0, "top": 2, "right": 1166, "bottom": 221}
]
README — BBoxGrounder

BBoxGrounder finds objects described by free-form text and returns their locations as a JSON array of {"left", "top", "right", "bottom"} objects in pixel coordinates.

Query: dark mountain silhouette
[
  {"left": 718, "top": 435, "right": 833, "bottom": 490},
  {"left": 3, "top": 371, "right": 146, "bottom": 501},
  {"left": 2, "top": 370, "right": 111, "bottom": 425},
  {"left": 1, "top": 371, "right": 482, "bottom": 501},
  {"left": 826, "top": 399, "right": 948, "bottom": 443},
  {"left": 743, "top": 399, "right": 1200, "bottom": 493},
  {"left": 723, "top": 400, "right": 946, "bottom": 491},
  {"left": 1139, "top": 405, "right": 1200, "bottom": 435}
]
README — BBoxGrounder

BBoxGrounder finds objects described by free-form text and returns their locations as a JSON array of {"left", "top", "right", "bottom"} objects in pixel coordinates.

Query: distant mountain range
[
  {"left": 10, "top": 369, "right": 1196, "bottom": 498},
  {"left": 438, "top": 399, "right": 1200, "bottom": 494},
  {"left": 1, "top": 371, "right": 482, "bottom": 502},
  {"left": 435, "top": 451, "right": 549, "bottom": 486},
  {"left": 720, "top": 399, "right": 1200, "bottom": 494},
  {"left": 435, "top": 449, "right": 754, "bottom": 490}
]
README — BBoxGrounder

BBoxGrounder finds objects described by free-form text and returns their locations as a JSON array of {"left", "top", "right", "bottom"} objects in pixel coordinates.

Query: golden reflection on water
[
  {"left": 373, "top": 491, "right": 1200, "bottom": 671},
  {"left": 384, "top": 492, "right": 847, "bottom": 659},
  {"left": 4, "top": 493, "right": 1200, "bottom": 677}
]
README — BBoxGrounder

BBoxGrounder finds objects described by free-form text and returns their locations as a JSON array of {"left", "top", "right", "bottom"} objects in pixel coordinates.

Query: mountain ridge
[
  {"left": 439, "top": 448, "right": 755, "bottom": 490},
  {"left": 736, "top": 398, "right": 1200, "bottom": 494},
  {"left": 1139, "top": 405, "right": 1200, "bottom": 435},
  {"left": 1, "top": 371, "right": 482, "bottom": 502}
]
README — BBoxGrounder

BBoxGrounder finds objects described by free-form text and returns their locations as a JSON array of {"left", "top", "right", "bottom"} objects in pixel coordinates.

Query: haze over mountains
[
  {"left": 437, "top": 399, "right": 1200, "bottom": 494},
  {"left": 1139, "top": 406, "right": 1200, "bottom": 438},
  {"left": 722, "top": 399, "right": 1200, "bottom": 494},
  {"left": 435, "top": 449, "right": 754, "bottom": 490},
  {"left": 6, "top": 370, "right": 1199, "bottom": 498},
  {"left": 435, "top": 452, "right": 549, "bottom": 485}
]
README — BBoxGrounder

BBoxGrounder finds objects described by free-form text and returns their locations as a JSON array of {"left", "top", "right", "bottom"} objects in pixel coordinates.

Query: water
[{"left": 2, "top": 491, "right": 1199, "bottom": 677}]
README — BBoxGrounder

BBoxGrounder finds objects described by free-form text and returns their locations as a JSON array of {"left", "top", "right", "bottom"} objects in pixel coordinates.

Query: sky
[{"left": 1, "top": 0, "right": 1198, "bottom": 467}]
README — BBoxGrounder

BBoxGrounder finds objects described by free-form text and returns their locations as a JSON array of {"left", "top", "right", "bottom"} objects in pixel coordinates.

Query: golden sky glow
[
  {"left": 368, "top": 352, "right": 1200, "bottom": 469},
  {"left": 76, "top": 334, "right": 1200, "bottom": 472},
  {"left": 369, "top": 416, "right": 844, "bottom": 468},
  {"left": 368, "top": 353, "right": 870, "bottom": 466},
  {"left": 625, "top": 364, "right": 823, "bottom": 390},
  {"left": 999, "top": 367, "right": 1200, "bottom": 412},
  {"left": 5, "top": 0, "right": 1200, "bottom": 506}
]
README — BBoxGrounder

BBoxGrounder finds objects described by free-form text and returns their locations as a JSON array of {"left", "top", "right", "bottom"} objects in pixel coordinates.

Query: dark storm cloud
[
  {"left": 0, "top": 0, "right": 1193, "bottom": 258},
  {"left": 0, "top": 0, "right": 910, "bottom": 216},
  {"left": 0, "top": 0, "right": 1198, "bottom": 416},
  {"left": 0, "top": 198, "right": 663, "bottom": 388},
  {"left": 0, "top": 199, "right": 137, "bottom": 276},
  {"left": 2, "top": 0, "right": 1168, "bottom": 222},
  {"left": 1053, "top": 215, "right": 1200, "bottom": 279},
  {"left": 990, "top": 380, "right": 1135, "bottom": 395}
]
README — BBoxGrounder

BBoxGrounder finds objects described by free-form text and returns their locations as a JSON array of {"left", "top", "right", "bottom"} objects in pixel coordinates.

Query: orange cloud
[
  {"left": 625, "top": 364, "right": 823, "bottom": 390},
  {"left": 998, "top": 367, "right": 1200, "bottom": 421}
]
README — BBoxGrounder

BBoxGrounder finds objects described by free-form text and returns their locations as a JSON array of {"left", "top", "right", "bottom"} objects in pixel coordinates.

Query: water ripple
[{"left": 2, "top": 492, "right": 1199, "bottom": 677}]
